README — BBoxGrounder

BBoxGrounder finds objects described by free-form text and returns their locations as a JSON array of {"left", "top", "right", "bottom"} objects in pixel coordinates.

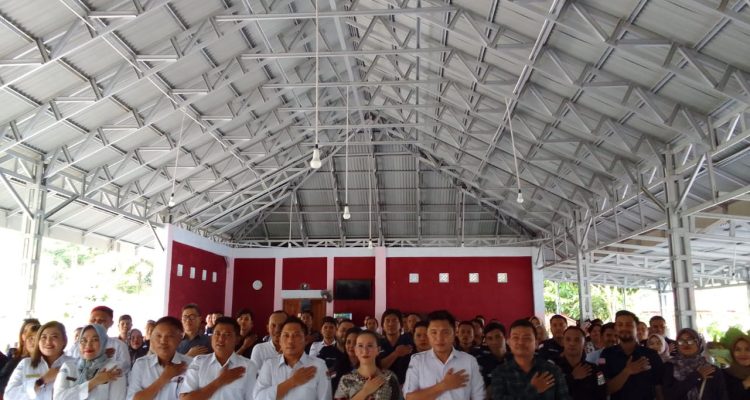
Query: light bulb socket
[
  {"left": 342, "top": 205, "right": 351, "bottom": 220},
  {"left": 367, "top": 240, "right": 373, "bottom": 249},
  {"left": 310, "top": 146, "right": 322, "bottom": 169},
  {"left": 168, "top": 193, "right": 176, "bottom": 207},
  {"left": 516, "top": 189, "right": 524, "bottom": 204}
]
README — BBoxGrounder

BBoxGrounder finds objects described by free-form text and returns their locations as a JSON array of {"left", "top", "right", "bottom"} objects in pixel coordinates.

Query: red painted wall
[
  {"left": 386, "top": 257, "right": 533, "bottom": 325},
  {"left": 282, "top": 258, "right": 327, "bottom": 290},
  {"left": 232, "top": 258, "right": 275, "bottom": 336},
  {"left": 168, "top": 242, "right": 227, "bottom": 318},
  {"left": 334, "top": 257, "right": 375, "bottom": 325}
]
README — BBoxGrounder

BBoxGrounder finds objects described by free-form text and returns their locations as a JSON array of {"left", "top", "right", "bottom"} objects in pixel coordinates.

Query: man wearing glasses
[
  {"left": 177, "top": 304, "right": 212, "bottom": 357},
  {"left": 254, "top": 316, "right": 332, "bottom": 399}
]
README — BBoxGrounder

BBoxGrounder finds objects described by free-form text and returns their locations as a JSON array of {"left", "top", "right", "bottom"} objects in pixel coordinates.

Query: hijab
[
  {"left": 76, "top": 324, "right": 110, "bottom": 384},
  {"left": 671, "top": 328, "right": 710, "bottom": 400},
  {"left": 648, "top": 333, "right": 670, "bottom": 362},
  {"left": 726, "top": 335, "right": 750, "bottom": 381}
]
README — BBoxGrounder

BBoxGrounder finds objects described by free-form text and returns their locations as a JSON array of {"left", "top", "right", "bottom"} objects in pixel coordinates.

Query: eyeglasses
[
  {"left": 677, "top": 340, "right": 697, "bottom": 346},
  {"left": 181, "top": 315, "right": 200, "bottom": 321}
]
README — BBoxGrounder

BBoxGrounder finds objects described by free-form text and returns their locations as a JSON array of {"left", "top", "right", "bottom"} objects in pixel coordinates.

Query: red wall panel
[
  {"left": 386, "top": 257, "right": 533, "bottom": 325},
  {"left": 333, "top": 257, "right": 375, "bottom": 325},
  {"left": 232, "top": 258, "right": 276, "bottom": 336},
  {"left": 282, "top": 258, "right": 327, "bottom": 290},
  {"left": 168, "top": 242, "right": 227, "bottom": 318}
]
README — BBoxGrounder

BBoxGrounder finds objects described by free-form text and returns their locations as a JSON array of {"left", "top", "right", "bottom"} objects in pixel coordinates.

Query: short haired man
[
  {"left": 473, "top": 322, "right": 508, "bottom": 389},
  {"left": 308, "top": 317, "right": 337, "bottom": 358},
  {"left": 364, "top": 316, "right": 380, "bottom": 334},
  {"left": 119, "top": 315, "right": 133, "bottom": 343},
  {"left": 490, "top": 319, "right": 570, "bottom": 399},
  {"left": 471, "top": 319, "right": 484, "bottom": 346},
  {"left": 555, "top": 326, "right": 606, "bottom": 400},
  {"left": 412, "top": 321, "right": 431, "bottom": 353},
  {"left": 298, "top": 310, "right": 322, "bottom": 348},
  {"left": 70, "top": 305, "right": 132, "bottom": 372},
  {"left": 254, "top": 317, "right": 332, "bottom": 400},
  {"left": 377, "top": 309, "right": 414, "bottom": 384},
  {"left": 128, "top": 316, "right": 192, "bottom": 400},
  {"left": 600, "top": 311, "right": 664, "bottom": 400},
  {"left": 456, "top": 321, "right": 479, "bottom": 354},
  {"left": 404, "top": 310, "right": 485, "bottom": 399},
  {"left": 538, "top": 314, "right": 567, "bottom": 361},
  {"left": 250, "top": 311, "right": 287, "bottom": 368},
  {"left": 317, "top": 318, "right": 353, "bottom": 373},
  {"left": 404, "top": 313, "right": 421, "bottom": 335},
  {"left": 180, "top": 317, "right": 256, "bottom": 399},
  {"left": 586, "top": 322, "right": 619, "bottom": 364},
  {"left": 235, "top": 308, "right": 258, "bottom": 358},
  {"left": 177, "top": 304, "right": 212, "bottom": 357},
  {"left": 648, "top": 316, "right": 676, "bottom": 355}
]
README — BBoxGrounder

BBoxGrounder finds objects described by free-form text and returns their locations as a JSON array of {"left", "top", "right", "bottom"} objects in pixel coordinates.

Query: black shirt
[
  {"left": 318, "top": 345, "right": 350, "bottom": 393},
  {"left": 723, "top": 369, "right": 750, "bottom": 400},
  {"left": 177, "top": 333, "right": 211, "bottom": 354},
  {"left": 601, "top": 344, "right": 664, "bottom": 400},
  {"left": 377, "top": 334, "right": 414, "bottom": 384},
  {"left": 538, "top": 338, "right": 565, "bottom": 361},
  {"left": 555, "top": 355, "right": 607, "bottom": 400},
  {"left": 662, "top": 362, "right": 729, "bottom": 400},
  {"left": 472, "top": 346, "right": 508, "bottom": 388}
]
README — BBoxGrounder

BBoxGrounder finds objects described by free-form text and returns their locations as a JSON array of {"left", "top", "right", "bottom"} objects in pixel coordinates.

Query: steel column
[
  {"left": 664, "top": 150, "right": 697, "bottom": 330},
  {"left": 574, "top": 209, "right": 593, "bottom": 320},
  {"left": 20, "top": 161, "right": 46, "bottom": 317}
]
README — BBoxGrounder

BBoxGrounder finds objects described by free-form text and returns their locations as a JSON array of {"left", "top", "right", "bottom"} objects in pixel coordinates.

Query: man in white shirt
[
  {"left": 69, "top": 306, "right": 132, "bottom": 372},
  {"left": 128, "top": 316, "right": 192, "bottom": 400},
  {"left": 308, "top": 317, "right": 337, "bottom": 358},
  {"left": 404, "top": 310, "right": 485, "bottom": 400},
  {"left": 253, "top": 316, "right": 332, "bottom": 400},
  {"left": 179, "top": 317, "right": 256, "bottom": 400},
  {"left": 250, "top": 310, "right": 287, "bottom": 367}
]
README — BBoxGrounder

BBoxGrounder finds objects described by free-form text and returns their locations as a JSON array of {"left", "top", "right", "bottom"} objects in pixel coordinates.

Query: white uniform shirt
[
  {"left": 53, "top": 359, "right": 127, "bottom": 400},
  {"left": 249, "top": 341, "right": 279, "bottom": 370},
  {"left": 68, "top": 336, "right": 131, "bottom": 373},
  {"left": 178, "top": 352, "right": 256, "bottom": 400},
  {"left": 4, "top": 355, "right": 74, "bottom": 400},
  {"left": 403, "top": 349, "right": 486, "bottom": 400},
  {"left": 307, "top": 339, "right": 336, "bottom": 359},
  {"left": 126, "top": 352, "right": 192, "bottom": 400},
  {"left": 253, "top": 353, "right": 332, "bottom": 400}
]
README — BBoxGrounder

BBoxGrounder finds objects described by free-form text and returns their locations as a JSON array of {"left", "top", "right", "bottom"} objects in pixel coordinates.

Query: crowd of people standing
[{"left": 0, "top": 304, "right": 748, "bottom": 399}]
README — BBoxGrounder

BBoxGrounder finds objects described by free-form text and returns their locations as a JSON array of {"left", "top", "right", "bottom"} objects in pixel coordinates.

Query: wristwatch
[{"left": 34, "top": 377, "right": 45, "bottom": 388}]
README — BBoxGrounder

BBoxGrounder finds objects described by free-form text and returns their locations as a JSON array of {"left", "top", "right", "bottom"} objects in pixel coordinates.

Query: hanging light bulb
[
  {"left": 342, "top": 205, "right": 351, "bottom": 220},
  {"left": 310, "top": 145, "right": 322, "bottom": 169},
  {"left": 367, "top": 240, "right": 373, "bottom": 249},
  {"left": 168, "top": 193, "right": 176, "bottom": 207},
  {"left": 516, "top": 189, "right": 524, "bottom": 204}
]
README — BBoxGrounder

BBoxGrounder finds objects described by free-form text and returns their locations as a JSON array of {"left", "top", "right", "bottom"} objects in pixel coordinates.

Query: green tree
[{"left": 544, "top": 281, "right": 638, "bottom": 321}]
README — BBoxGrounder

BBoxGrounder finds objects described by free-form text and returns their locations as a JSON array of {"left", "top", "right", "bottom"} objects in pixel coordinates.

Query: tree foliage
[{"left": 544, "top": 281, "right": 638, "bottom": 321}]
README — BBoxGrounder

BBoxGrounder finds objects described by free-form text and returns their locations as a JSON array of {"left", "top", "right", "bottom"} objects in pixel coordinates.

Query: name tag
[
  {"left": 25, "top": 374, "right": 41, "bottom": 379},
  {"left": 66, "top": 376, "right": 78, "bottom": 382}
]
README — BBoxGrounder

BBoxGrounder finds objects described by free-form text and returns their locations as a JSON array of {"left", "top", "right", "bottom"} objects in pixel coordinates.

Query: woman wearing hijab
[
  {"left": 723, "top": 335, "right": 750, "bottom": 399},
  {"left": 662, "top": 328, "right": 728, "bottom": 400},
  {"left": 647, "top": 333, "right": 671, "bottom": 363},
  {"left": 4, "top": 321, "right": 74, "bottom": 400},
  {"left": 53, "top": 324, "right": 126, "bottom": 400}
]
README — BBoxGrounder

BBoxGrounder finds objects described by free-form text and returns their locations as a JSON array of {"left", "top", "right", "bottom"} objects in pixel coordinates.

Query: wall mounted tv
[{"left": 334, "top": 279, "right": 372, "bottom": 300}]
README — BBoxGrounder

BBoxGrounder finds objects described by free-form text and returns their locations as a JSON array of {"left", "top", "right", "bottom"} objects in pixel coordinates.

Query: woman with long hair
[
  {"left": 53, "top": 324, "right": 126, "bottom": 400},
  {"left": 662, "top": 328, "right": 728, "bottom": 400},
  {"left": 723, "top": 335, "right": 750, "bottom": 399},
  {"left": 647, "top": 333, "right": 671, "bottom": 362},
  {"left": 0, "top": 320, "right": 40, "bottom": 397},
  {"left": 4, "top": 322, "right": 74, "bottom": 400},
  {"left": 331, "top": 327, "right": 362, "bottom": 394},
  {"left": 334, "top": 330, "right": 403, "bottom": 400}
]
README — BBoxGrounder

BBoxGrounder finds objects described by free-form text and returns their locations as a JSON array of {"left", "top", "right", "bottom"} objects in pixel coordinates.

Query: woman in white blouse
[
  {"left": 53, "top": 324, "right": 126, "bottom": 400},
  {"left": 4, "top": 321, "right": 74, "bottom": 400}
]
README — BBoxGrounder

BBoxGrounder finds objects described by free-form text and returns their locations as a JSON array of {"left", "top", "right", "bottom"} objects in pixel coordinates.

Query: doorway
[{"left": 282, "top": 299, "right": 326, "bottom": 332}]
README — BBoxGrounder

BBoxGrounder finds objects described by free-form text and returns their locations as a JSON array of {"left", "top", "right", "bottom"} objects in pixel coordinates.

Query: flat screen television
[{"left": 335, "top": 279, "right": 372, "bottom": 300}]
